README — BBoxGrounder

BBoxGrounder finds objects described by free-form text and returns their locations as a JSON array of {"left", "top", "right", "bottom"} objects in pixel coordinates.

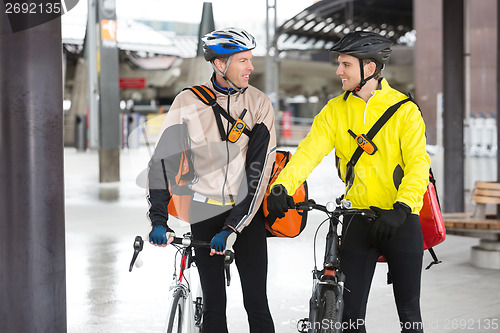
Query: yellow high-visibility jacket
[{"left": 274, "top": 79, "right": 431, "bottom": 214}]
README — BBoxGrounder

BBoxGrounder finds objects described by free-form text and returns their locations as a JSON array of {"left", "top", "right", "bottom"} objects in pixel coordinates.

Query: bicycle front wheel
[
  {"left": 165, "top": 288, "right": 186, "bottom": 333},
  {"left": 315, "top": 288, "right": 338, "bottom": 333}
]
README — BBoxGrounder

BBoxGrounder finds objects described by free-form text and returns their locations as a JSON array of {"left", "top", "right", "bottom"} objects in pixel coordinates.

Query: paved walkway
[{"left": 65, "top": 147, "right": 500, "bottom": 332}]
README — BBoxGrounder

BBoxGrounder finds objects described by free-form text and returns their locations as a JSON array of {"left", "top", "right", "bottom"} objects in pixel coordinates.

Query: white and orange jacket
[{"left": 147, "top": 77, "right": 276, "bottom": 232}]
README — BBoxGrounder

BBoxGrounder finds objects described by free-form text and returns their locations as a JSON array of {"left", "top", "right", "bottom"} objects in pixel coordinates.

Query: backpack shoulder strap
[
  {"left": 349, "top": 97, "right": 411, "bottom": 168},
  {"left": 366, "top": 97, "right": 411, "bottom": 140},
  {"left": 183, "top": 85, "right": 217, "bottom": 106},
  {"left": 183, "top": 85, "right": 252, "bottom": 140},
  {"left": 344, "top": 97, "right": 411, "bottom": 194},
  {"left": 184, "top": 85, "right": 227, "bottom": 140}
]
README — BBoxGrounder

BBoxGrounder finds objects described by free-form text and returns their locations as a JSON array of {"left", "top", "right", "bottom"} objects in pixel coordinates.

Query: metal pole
[
  {"left": 266, "top": 0, "right": 280, "bottom": 144},
  {"left": 464, "top": 0, "right": 472, "bottom": 199},
  {"left": 265, "top": 0, "right": 278, "bottom": 108},
  {"left": 0, "top": 10, "right": 67, "bottom": 333},
  {"left": 265, "top": 0, "right": 272, "bottom": 97},
  {"left": 97, "top": 0, "right": 121, "bottom": 182},
  {"left": 87, "top": 0, "right": 100, "bottom": 149},
  {"left": 442, "top": 0, "right": 465, "bottom": 212},
  {"left": 273, "top": 0, "right": 279, "bottom": 110}
]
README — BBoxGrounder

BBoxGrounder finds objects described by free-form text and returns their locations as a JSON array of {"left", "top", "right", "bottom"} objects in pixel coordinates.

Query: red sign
[{"left": 119, "top": 78, "right": 146, "bottom": 89}]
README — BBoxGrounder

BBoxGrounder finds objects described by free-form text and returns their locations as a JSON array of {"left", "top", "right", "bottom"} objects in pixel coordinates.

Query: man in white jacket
[{"left": 147, "top": 28, "right": 276, "bottom": 333}]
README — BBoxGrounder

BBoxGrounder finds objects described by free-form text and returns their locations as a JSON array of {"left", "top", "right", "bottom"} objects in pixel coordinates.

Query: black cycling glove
[
  {"left": 369, "top": 202, "right": 411, "bottom": 242},
  {"left": 266, "top": 184, "right": 295, "bottom": 221}
]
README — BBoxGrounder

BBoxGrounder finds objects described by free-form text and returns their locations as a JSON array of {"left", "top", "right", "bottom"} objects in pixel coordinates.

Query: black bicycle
[{"left": 295, "top": 198, "right": 376, "bottom": 333}]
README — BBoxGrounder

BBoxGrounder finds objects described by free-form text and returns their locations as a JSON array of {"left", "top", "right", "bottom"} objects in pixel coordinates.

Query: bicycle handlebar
[
  {"left": 295, "top": 199, "right": 377, "bottom": 219},
  {"left": 170, "top": 236, "right": 210, "bottom": 248},
  {"left": 129, "top": 234, "right": 235, "bottom": 286},
  {"left": 170, "top": 235, "right": 235, "bottom": 286},
  {"left": 171, "top": 236, "right": 234, "bottom": 285},
  {"left": 295, "top": 199, "right": 329, "bottom": 213}
]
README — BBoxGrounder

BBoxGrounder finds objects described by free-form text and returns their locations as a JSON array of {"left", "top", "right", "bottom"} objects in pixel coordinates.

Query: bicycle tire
[
  {"left": 165, "top": 288, "right": 185, "bottom": 333},
  {"left": 315, "top": 288, "right": 338, "bottom": 333}
]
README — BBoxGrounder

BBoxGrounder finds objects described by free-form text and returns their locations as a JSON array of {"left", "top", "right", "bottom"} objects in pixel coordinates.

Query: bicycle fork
[
  {"left": 298, "top": 227, "right": 345, "bottom": 332},
  {"left": 304, "top": 279, "right": 344, "bottom": 330},
  {"left": 325, "top": 228, "right": 345, "bottom": 328},
  {"left": 334, "top": 272, "right": 345, "bottom": 328}
]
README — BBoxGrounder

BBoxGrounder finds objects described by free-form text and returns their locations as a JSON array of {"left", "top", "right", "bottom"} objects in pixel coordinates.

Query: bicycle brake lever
[
  {"left": 295, "top": 199, "right": 316, "bottom": 211},
  {"left": 224, "top": 249, "right": 234, "bottom": 286},
  {"left": 360, "top": 209, "right": 377, "bottom": 219},
  {"left": 129, "top": 236, "right": 144, "bottom": 272}
]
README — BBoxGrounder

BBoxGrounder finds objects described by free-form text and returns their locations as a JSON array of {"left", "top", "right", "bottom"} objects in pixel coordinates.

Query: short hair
[{"left": 363, "top": 59, "right": 382, "bottom": 80}]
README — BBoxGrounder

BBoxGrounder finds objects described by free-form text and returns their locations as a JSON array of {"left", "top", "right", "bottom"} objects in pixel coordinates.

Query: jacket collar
[
  {"left": 210, "top": 73, "right": 247, "bottom": 96},
  {"left": 343, "top": 77, "right": 389, "bottom": 101}
]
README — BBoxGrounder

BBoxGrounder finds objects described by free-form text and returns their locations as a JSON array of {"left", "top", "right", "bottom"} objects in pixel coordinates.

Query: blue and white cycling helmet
[
  {"left": 202, "top": 28, "right": 256, "bottom": 62},
  {"left": 202, "top": 28, "right": 256, "bottom": 91}
]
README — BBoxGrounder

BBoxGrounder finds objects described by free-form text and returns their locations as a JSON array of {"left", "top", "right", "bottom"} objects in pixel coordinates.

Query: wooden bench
[{"left": 443, "top": 181, "right": 500, "bottom": 269}]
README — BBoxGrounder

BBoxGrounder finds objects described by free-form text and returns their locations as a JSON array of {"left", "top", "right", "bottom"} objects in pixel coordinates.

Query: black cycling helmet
[
  {"left": 330, "top": 31, "right": 392, "bottom": 64},
  {"left": 331, "top": 31, "right": 392, "bottom": 94}
]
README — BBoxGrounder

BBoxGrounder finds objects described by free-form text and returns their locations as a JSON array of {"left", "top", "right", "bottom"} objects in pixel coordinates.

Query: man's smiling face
[{"left": 224, "top": 50, "right": 254, "bottom": 89}]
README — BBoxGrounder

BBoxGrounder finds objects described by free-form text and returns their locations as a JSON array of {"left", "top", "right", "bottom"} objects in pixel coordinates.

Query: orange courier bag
[{"left": 262, "top": 150, "right": 308, "bottom": 237}]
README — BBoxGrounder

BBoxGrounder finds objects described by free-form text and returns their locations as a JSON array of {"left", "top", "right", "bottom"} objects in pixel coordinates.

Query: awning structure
[{"left": 276, "top": 0, "right": 413, "bottom": 51}]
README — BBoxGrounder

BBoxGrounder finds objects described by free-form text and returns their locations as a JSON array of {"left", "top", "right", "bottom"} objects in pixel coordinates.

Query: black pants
[
  {"left": 190, "top": 201, "right": 275, "bottom": 333},
  {"left": 340, "top": 214, "right": 424, "bottom": 333}
]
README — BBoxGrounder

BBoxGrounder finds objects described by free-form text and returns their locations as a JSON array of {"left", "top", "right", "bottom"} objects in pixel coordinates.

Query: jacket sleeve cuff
[
  {"left": 394, "top": 201, "right": 411, "bottom": 215},
  {"left": 151, "top": 220, "right": 168, "bottom": 228}
]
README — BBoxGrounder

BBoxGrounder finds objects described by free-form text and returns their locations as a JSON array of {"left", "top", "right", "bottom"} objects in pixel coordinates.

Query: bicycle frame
[
  {"left": 165, "top": 237, "right": 203, "bottom": 333},
  {"left": 308, "top": 213, "right": 345, "bottom": 331},
  {"left": 296, "top": 199, "right": 376, "bottom": 333}
]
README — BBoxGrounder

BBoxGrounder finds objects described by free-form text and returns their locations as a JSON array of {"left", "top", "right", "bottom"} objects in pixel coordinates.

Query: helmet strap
[
  {"left": 353, "top": 59, "right": 380, "bottom": 93},
  {"left": 353, "top": 59, "right": 366, "bottom": 92},
  {"left": 210, "top": 55, "right": 243, "bottom": 93}
]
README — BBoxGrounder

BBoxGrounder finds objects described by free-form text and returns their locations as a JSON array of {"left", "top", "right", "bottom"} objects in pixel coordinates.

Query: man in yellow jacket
[{"left": 267, "top": 31, "right": 430, "bottom": 333}]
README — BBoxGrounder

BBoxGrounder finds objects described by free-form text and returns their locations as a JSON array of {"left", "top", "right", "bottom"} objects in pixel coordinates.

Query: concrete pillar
[
  {"left": 0, "top": 9, "right": 67, "bottom": 333},
  {"left": 443, "top": 0, "right": 465, "bottom": 212},
  {"left": 497, "top": 0, "right": 500, "bottom": 217},
  {"left": 97, "top": 0, "right": 121, "bottom": 182},
  {"left": 414, "top": 0, "right": 443, "bottom": 145}
]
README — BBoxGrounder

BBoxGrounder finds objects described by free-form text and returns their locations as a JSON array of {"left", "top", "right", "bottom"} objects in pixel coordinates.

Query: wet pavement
[{"left": 65, "top": 147, "right": 500, "bottom": 332}]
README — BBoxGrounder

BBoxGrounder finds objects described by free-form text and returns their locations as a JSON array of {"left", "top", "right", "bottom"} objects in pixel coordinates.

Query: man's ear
[
  {"left": 365, "top": 61, "right": 377, "bottom": 77},
  {"left": 214, "top": 58, "right": 226, "bottom": 73}
]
